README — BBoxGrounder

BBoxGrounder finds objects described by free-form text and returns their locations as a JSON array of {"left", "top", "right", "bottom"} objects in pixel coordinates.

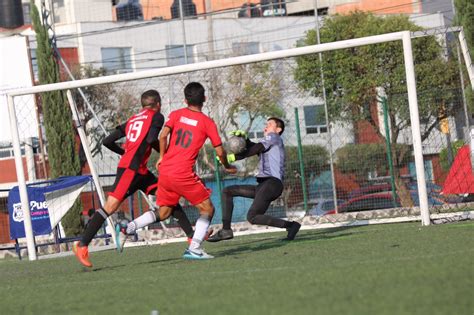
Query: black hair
[
  {"left": 268, "top": 117, "right": 285, "bottom": 135},
  {"left": 141, "top": 89, "right": 161, "bottom": 107},
  {"left": 184, "top": 82, "right": 205, "bottom": 106}
]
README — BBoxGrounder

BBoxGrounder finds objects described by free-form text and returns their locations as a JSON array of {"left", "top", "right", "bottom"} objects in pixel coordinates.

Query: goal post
[
  {"left": 458, "top": 29, "right": 474, "bottom": 90},
  {"left": 6, "top": 30, "right": 438, "bottom": 261}
]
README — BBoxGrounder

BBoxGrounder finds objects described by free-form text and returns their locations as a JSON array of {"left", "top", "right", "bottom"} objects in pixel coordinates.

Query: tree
[
  {"left": 201, "top": 61, "right": 285, "bottom": 175},
  {"left": 294, "top": 12, "right": 459, "bottom": 206},
  {"left": 206, "top": 62, "right": 284, "bottom": 140},
  {"left": 284, "top": 145, "right": 329, "bottom": 206},
  {"left": 31, "top": 2, "right": 82, "bottom": 235},
  {"left": 335, "top": 143, "right": 411, "bottom": 182},
  {"left": 225, "top": 62, "right": 284, "bottom": 136},
  {"left": 71, "top": 65, "right": 139, "bottom": 167},
  {"left": 439, "top": 139, "right": 465, "bottom": 172}
]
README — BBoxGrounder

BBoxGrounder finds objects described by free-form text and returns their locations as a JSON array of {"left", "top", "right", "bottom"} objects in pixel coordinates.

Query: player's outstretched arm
[
  {"left": 103, "top": 125, "right": 126, "bottom": 155},
  {"left": 232, "top": 142, "right": 265, "bottom": 161},
  {"left": 216, "top": 145, "right": 237, "bottom": 174}
]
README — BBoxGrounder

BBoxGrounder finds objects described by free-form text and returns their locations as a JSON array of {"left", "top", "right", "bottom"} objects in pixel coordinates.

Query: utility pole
[
  {"left": 314, "top": 0, "right": 339, "bottom": 212},
  {"left": 178, "top": 0, "right": 189, "bottom": 64},
  {"left": 205, "top": 0, "right": 215, "bottom": 61}
]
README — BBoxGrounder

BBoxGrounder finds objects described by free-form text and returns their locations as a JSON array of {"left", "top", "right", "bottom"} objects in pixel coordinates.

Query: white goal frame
[{"left": 6, "top": 31, "right": 430, "bottom": 261}]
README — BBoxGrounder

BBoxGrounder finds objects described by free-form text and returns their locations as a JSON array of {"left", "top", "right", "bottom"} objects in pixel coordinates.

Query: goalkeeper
[{"left": 208, "top": 117, "right": 301, "bottom": 242}]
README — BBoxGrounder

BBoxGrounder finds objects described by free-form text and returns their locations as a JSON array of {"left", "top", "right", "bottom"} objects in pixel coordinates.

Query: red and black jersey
[
  {"left": 110, "top": 108, "right": 164, "bottom": 174},
  {"left": 159, "top": 108, "right": 222, "bottom": 177}
]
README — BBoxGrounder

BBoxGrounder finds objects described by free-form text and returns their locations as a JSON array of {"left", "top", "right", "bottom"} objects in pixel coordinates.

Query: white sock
[
  {"left": 127, "top": 211, "right": 156, "bottom": 234},
  {"left": 190, "top": 215, "right": 210, "bottom": 250}
]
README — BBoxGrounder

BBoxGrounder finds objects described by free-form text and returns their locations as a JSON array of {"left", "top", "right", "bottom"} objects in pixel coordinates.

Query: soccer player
[
  {"left": 73, "top": 89, "right": 194, "bottom": 268},
  {"left": 123, "top": 82, "right": 236, "bottom": 260},
  {"left": 208, "top": 118, "right": 301, "bottom": 242}
]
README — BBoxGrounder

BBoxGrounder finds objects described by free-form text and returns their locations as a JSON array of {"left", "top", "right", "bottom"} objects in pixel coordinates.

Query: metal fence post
[{"left": 295, "top": 108, "right": 308, "bottom": 212}]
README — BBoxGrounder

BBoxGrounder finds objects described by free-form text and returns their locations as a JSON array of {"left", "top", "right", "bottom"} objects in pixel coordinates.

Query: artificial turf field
[{"left": 0, "top": 221, "right": 472, "bottom": 315}]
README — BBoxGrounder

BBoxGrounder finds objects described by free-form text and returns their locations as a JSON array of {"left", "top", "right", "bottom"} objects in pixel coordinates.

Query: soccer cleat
[
  {"left": 286, "top": 222, "right": 301, "bottom": 240},
  {"left": 206, "top": 228, "right": 234, "bottom": 242},
  {"left": 187, "top": 229, "right": 213, "bottom": 245},
  {"left": 72, "top": 241, "right": 92, "bottom": 268},
  {"left": 115, "top": 223, "right": 128, "bottom": 253},
  {"left": 183, "top": 248, "right": 214, "bottom": 260}
]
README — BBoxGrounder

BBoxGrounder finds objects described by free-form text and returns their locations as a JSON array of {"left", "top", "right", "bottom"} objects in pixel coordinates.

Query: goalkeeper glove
[
  {"left": 229, "top": 130, "right": 248, "bottom": 139},
  {"left": 216, "top": 154, "right": 236, "bottom": 164},
  {"left": 227, "top": 153, "right": 236, "bottom": 163}
]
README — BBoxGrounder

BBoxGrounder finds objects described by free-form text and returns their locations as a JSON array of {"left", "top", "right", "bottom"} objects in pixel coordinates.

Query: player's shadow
[
  {"left": 90, "top": 256, "right": 184, "bottom": 272},
  {"left": 90, "top": 264, "right": 127, "bottom": 272},
  {"left": 213, "top": 226, "right": 365, "bottom": 257},
  {"left": 133, "top": 257, "right": 184, "bottom": 267},
  {"left": 294, "top": 225, "right": 367, "bottom": 241},
  {"left": 214, "top": 238, "right": 288, "bottom": 257}
]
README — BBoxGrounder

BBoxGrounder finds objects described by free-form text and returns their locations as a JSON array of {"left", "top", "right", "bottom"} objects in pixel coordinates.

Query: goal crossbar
[{"left": 7, "top": 31, "right": 407, "bottom": 97}]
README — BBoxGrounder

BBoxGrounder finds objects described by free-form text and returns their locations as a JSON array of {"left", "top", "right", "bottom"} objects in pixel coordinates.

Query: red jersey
[
  {"left": 117, "top": 108, "right": 164, "bottom": 174},
  {"left": 159, "top": 108, "right": 222, "bottom": 177}
]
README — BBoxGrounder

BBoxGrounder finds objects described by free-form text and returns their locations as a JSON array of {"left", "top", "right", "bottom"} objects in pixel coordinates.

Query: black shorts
[{"left": 108, "top": 168, "right": 157, "bottom": 202}]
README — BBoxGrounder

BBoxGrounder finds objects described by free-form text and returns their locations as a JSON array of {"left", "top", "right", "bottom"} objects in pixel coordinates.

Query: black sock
[
  {"left": 222, "top": 219, "right": 232, "bottom": 230},
  {"left": 80, "top": 208, "right": 108, "bottom": 246},
  {"left": 172, "top": 206, "right": 194, "bottom": 238},
  {"left": 283, "top": 221, "right": 292, "bottom": 229},
  {"left": 249, "top": 214, "right": 289, "bottom": 229}
]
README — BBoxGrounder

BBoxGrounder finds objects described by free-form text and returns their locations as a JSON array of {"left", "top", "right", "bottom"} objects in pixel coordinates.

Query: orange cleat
[{"left": 73, "top": 241, "right": 93, "bottom": 268}]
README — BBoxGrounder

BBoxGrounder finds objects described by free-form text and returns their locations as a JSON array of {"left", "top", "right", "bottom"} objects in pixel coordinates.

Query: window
[
  {"left": 54, "top": 0, "right": 65, "bottom": 7},
  {"left": 22, "top": 3, "right": 31, "bottom": 24},
  {"left": 165, "top": 45, "right": 195, "bottom": 66},
  {"left": 101, "top": 47, "right": 133, "bottom": 74},
  {"left": 303, "top": 105, "right": 327, "bottom": 134},
  {"left": 52, "top": 0, "right": 64, "bottom": 23},
  {"left": 0, "top": 149, "right": 12, "bottom": 159},
  {"left": 30, "top": 49, "right": 38, "bottom": 81},
  {"left": 232, "top": 42, "right": 260, "bottom": 56},
  {"left": 288, "top": 8, "right": 328, "bottom": 16},
  {"left": 260, "top": 0, "right": 286, "bottom": 16},
  {"left": 248, "top": 131, "right": 264, "bottom": 140}
]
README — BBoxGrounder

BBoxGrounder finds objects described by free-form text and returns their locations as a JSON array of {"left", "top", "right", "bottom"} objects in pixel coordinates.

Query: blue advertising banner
[
  {"left": 8, "top": 186, "right": 52, "bottom": 239},
  {"left": 7, "top": 176, "right": 91, "bottom": 240}
]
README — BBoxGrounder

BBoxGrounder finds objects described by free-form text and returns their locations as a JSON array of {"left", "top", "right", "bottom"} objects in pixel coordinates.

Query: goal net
[{"left": 5, "top": 30, "right": 473, "bottom": 260}]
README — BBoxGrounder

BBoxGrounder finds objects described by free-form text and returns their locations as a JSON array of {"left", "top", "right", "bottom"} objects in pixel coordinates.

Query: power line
[
  {"left": 40, "top": 1, "right": 455, "bottom": 73},
  {"left": 75, "top": 8, "right": 454, "bottom": 70},
  {"left": 76, "top": 18, "right": 316, "bottom": 64}
]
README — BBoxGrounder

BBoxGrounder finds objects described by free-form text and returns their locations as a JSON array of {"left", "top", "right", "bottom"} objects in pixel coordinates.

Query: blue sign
[
  {"left": 7, "top": 176, "right": 91, "bottom": 240},
  {"left": 8, "top": 186, "right": 52, "bottom": 239}
]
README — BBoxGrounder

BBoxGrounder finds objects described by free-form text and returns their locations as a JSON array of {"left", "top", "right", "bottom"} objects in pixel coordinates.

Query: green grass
[{"left": 0, "top": 221, "right": 472, "bottom": 315}]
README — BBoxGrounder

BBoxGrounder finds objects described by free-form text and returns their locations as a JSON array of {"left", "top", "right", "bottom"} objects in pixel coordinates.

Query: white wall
[
  {"left": 74, "top": 16, "right": 317, "bottom": 70},
  {"left": 0, "top": 36, "right": 36, "bottom": 143}
]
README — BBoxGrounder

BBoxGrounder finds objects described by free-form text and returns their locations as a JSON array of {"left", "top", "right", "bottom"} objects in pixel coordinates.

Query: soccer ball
[{"left": 227, "top": 136, "right": 246, "bottom": 154}]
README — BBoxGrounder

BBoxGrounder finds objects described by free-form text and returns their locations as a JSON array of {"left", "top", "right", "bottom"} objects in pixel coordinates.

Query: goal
[{"left": 5, "top": 30, "right": 473, "bottom": 260}]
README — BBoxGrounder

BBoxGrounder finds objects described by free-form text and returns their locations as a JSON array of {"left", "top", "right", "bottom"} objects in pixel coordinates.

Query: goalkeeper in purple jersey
[{"left": 208, "top": 117, "right": 301, "bottom": 242}]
